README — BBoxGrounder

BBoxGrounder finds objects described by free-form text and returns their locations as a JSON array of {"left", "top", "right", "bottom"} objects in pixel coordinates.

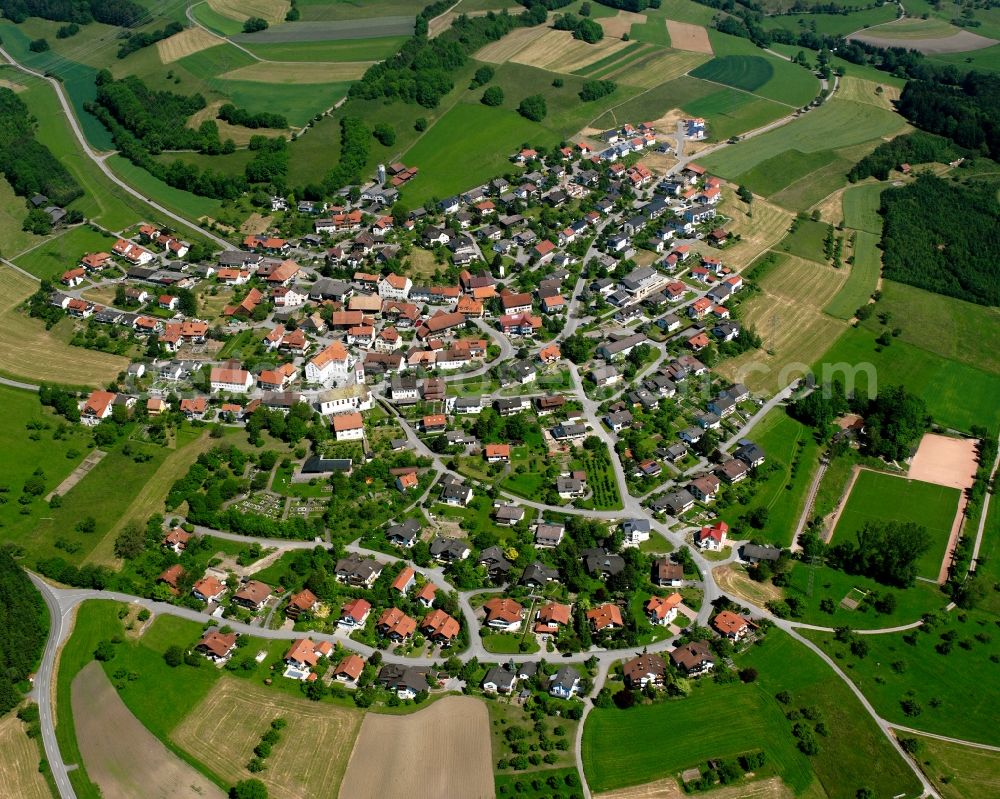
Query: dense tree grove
[
  {"left": 349, "top": 4, "right": 549, "bottom": 109},
  {"left": 592, "top": 0, "right": 660, "bottom": 11},
  {"left": 0, "top": 551, "right": 48, "bottom": 716},
  {"left": 517, "top": 94, "right": 547, "bottom": 121},
  {"left": 217, "top": 104, "right": 288, "bottom": 130},
  {"left": 579, "top": 79, "right": 616, "bottom": 101},
  {"left": 827, "top": 520, "right": 931, "bottom": 587},
  {"left": 848, "top": 131, "right": 965, "bottom": 182},
  {"left": 0, "top": 88, "right": 82, "bottom": 207},
  {"left": 554, "top": 12, "right": 604, "bottom": 42},
  {"left": 116, "top": 21, "right": 183, "bottom": 59},
  {"left": 880, "top": 175, "right": 1000, "bottom": 306},
  {"left": 322, "top": 116, "right": 370, "bottom": 192},
  {"left": 0, "top": 0, "right": 147, "bottom": 25},
  {"left": 896, "top": 73, "right": 1000, "bottom": 160},
  {"left": 90, "top": 75, "right": 297, "bottom": 199}
]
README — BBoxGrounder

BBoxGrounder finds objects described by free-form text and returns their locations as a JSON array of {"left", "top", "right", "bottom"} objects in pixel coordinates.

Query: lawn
[
  {"left": 482, "top": 632, "right": 538, "bottom": 654},
  {"left": 777, "top": 218, "right": 830, "bottom": 263},
  {"left": 803, "top": 607, "right": 1000, "bottom": 745},
  {"left": 814, "top": 327, "right": 1000, "bottom": 433},
  {"left": 909, "top": 731, "right": 1000, "bottom": 799},
  {"left": 583, "top": 631, "right": 921, "bottom": 798},
  {"left": 699, "top": 99, "right": 906, "bottom": 181},
  {"left": 856, "top": 280, "right": 1000, "bottom": 376},
  {"left": 13, "top": 227, "right": 118, "bottom": 281},
  {"left": 718, "top": 408, "right": 821, "bottom": 547},
  {"left": 762, "top": 4, "right": 898, "bottom": 37},
  {"left": 783, "top": 559, "right": 946, "bottom": 628},
  {"left": 824, "top": 230, "right": 881, "bottom": 319},
  {"left": 0, "top": 384, "right": 92, "bottom": 549},
  {"left": 833, "top": 469, "right": 960, "bottom": 581}
]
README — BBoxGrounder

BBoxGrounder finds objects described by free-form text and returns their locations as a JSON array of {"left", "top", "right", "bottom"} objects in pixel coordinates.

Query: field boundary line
[{"left": 685, "top": 74, "right": 798, "bottom": 109}]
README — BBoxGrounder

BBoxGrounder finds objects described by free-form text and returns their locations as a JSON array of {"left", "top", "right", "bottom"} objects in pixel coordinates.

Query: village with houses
[{"left": 5, "top": 81, "right": 995, "bottom": 799}]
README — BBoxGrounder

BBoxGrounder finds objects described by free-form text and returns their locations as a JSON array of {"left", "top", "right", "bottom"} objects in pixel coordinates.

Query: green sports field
[{"left": 832, "top": 469, "right": 960, "bottom": 581}]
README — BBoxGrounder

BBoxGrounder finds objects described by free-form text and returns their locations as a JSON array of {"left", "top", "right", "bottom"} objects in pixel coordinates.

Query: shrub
[
  {"left": 482, "top": 86, "right": 504, "bottom": 106},
  {"left": 517, "top": 94, "right": 547, "bottom": 122}
]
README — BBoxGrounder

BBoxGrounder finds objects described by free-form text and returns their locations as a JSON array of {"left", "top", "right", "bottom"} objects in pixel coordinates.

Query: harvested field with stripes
[
  {"left": 156, "top": 27, "right": 221, "bottom": 63},
  {"left": 221, "top": 60, "right": 370, "bottom": 83},
  {"left": 509, "top": 29, "right": 633, "bottom": 72},
  {"left": 599, "top": 9, "right": 647, "bottom": 37},
  {"left": 474, "top": 24, "right": 550, "bottom": 63},
  {"left": 605, "top": 48, "right": 709, "bottom": 88}
]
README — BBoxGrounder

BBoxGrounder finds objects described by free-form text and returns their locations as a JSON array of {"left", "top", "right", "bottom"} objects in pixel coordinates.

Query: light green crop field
[
  {"left": 630, "top": 19, "right": 672, "bottom": 46},
  {"left": 241, "top": 35, "right": 406, "bottom": 61},
  {"left": 190, "top": 1, "right": 245, "bottom": 35},
  {"left": 816, "top": 326, "right": 1000, "bottom": 433},
  {"left": 699, "top": 99, "right": 906, "bottom": 180},
  {"left": 777, "top": 218, "right": 830, "bottom": 263},
  {"left": 718, "top": 408, "right": 821, "bottom": 547},
  {"left": 857, "top": 16, "right": 961, "bottom": 39},
  {"left": 930, "top": 42, "right": 1000, "bottom": 72},
  {"left": 832, "top": 469, "right": 960, "bottom": 581},
  {"left": 13, "top": 227, "right": 119, "bottom": 281},
  {"left": 804, "top": 607, "right": 1000, "bottom": 746},
  {"left": 701, "top": 29, "right": 819, "bottom": 105},
  {"left": 824, "top": 229, "right": 881, "bottom": 319},
  {"left": 857, "top": 280, "right": 1000, "bottom": 376},
  {"left": 583, "top": 631, "right": 921, "bottom": 798},
  {"left": 736, "top": 148, "right": 839, "bottom": 197},
  {"left": 841, "top": 182, "right": 886, "bottom": 233}
]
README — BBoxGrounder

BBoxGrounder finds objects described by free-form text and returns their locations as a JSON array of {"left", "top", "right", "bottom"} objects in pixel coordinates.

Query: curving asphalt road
[{"left": 0, "top": 46, "right": 233, "bottom": 252}]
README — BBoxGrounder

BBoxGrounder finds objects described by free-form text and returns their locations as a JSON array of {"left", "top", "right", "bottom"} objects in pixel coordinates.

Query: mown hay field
[
  {"left": 715, "top": 253, "right": 848, "bottom": 393},
  {"left": 0, "top": 264, "right": 126, "bottom": 386},
  {"left": 156, "top": 27, "right": 221, "bottom": 63},
  {"left": 220, "top": 60, "right": 371, "bottom": 83},
  {"left": 510, "top": 29, "right": 632, "bottom": 73},
  {"left": 0, "top": 713, "right": 50, "bottom": 799},
  {"left": 665, "top": 19, "right": 713, "bottom": 53},
  {"left": 173, "top": 677, "right": 363, "bottom": 799}
]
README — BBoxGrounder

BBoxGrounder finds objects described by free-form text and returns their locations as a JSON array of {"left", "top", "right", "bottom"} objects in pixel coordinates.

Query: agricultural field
[
  {"left": 220, "top": 60, "right": 371, "bottom": 83},
  {"left": 232, "top": 17, "right": 415, "bottom": 43},
  {"left": 909, "top": 734, "right": 1000, "bottom": 799},
  {"left": 835, "top": 76, "right": 901, "bottom": 110},
  {"left": 847, "top": 16, "right": 998, "bottom": 53},
  {"left": 0, "top": 178, "right": 47, "bottom": 257},
  {"left": 717, "top": 408, "right": 822, "bottom": 547},
  {"left": 505, "top": 29, "right": 633, "bottom": 73},
  {"left": 856, "top": 280, "right": 1000, "bottom": 376},
  {"left": 583, "top": 631, "right": 921, "bottom": 798},
  {"left": 715, "top": 253, "right": 848, "bottom": 394},
  {"left": 340, "top": 696, "right": 493, "bottom": 799},
  {"left": 763, "top": 4, "right": 898, "bottom": 37},
  {"left": 156, "top": 27, "right": 221, "bottom": 64},
  {"left": 840, "top": 182, "right": 886, "bottom": 232},
  {"left": 206, "top": 0, "right": 290, "bottom": 25},
  {"left": 0, "top": 265, "right": 126, "bottom": 387},
  {"left": 823, "top": 229, "right": 880, "bottom": 319},
  {"left": 241, "top": 36, "right": 408, "bottom": 61},
  {"left": 681, "top": 90, "right": 787, "bottom": 142},
  {"left": 73, "top": 662, "right": 225, "bottom": 799},
  {"left": 12, "top": 227, "right": 118, "bottom": 281},
  {"left": 803, "top": 607, "right": 1000, "bottom": 745},
  {"left": 173, "top": 678, "right": 363, "bottom": 799},
  {"left": 664, "top": 19, "right": 713, "bottom": 53},
  {"left": 814, "top": 327, "right": 1000, "bottom": 433},
  {"left": 777, "top": 218, "right": 829, "bottom": 263},
  {"left": 400, "top": 62, "right": 640, "bottom": 205},
  {"left": 699, "top": 99, "right": 907, "bottom": 189},
  {"left": 698, "top": 31, "right": 819, "bottom": 105},
  {"left": 930, "top": 41, "right": 1000, "bottom": 72},
  {"left": 0, "top": 713, "right": 49, "bottom": 799},
  {"left": 712, "top": 189, "right": 792, "bottom": 269},
  {"left": 831, "top": 469, "right": 961, "bottom": 581},
  {"left": 295, "top": 0, "right": 425, "bottom": 21}
]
